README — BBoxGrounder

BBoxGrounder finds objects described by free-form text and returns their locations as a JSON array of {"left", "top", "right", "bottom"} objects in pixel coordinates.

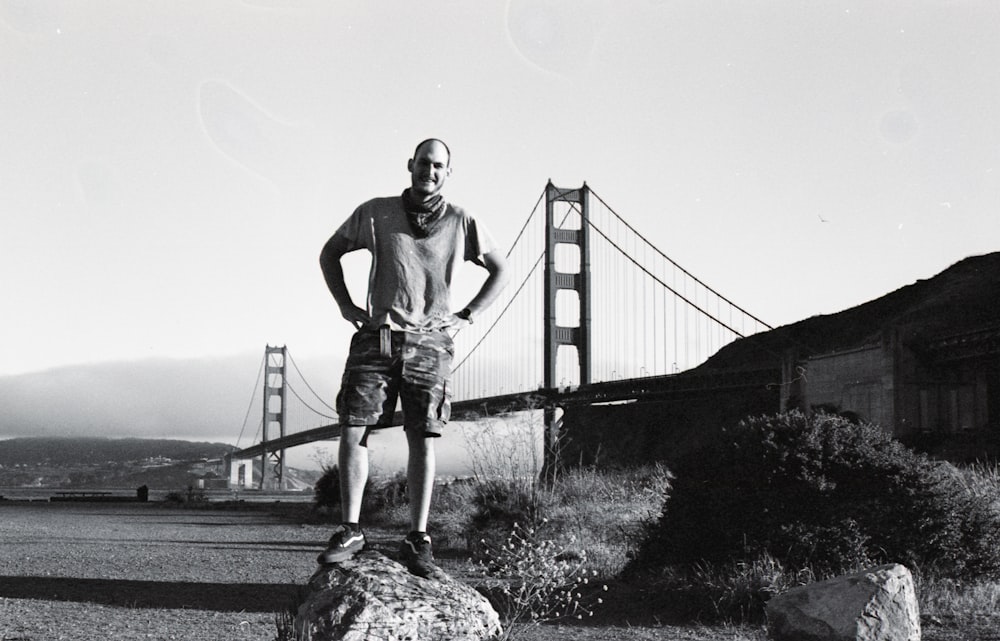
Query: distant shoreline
[{"left": 0, "top": 486, "right": 313, "bottom": 503}]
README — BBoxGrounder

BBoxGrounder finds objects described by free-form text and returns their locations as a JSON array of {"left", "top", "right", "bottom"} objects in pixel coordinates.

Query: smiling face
[{"left": 407, "top": 139, "right": 452, "bottom": 200}]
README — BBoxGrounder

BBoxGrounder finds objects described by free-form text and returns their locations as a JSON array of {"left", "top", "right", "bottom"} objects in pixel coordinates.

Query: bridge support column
[
  {"left": 262, "top": 345, "right": 287, "bottom": 490},
  {"left": 543, "top": 182, "right": 592, "bottom": 389},
  {"left": 542, "top": 182, "right": 592, "bottom": 479}
]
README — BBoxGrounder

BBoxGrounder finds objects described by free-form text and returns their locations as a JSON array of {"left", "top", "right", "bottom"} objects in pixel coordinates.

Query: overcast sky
[{"left": 2, "top": 1, "right": 998, "bottom": 465}]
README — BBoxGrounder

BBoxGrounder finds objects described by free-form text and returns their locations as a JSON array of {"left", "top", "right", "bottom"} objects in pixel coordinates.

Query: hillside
[
  {"left": 0, "top": 437, "right": 233, "bottom": 490},
  {"left": 0, "top": 436, "right": 321, "bottom": 491},
  {"left": 697, "top": 251, "right": 1000, "bottom": 371},
  {"left": 0, "top": 436, "right": 234, "bottom": 467}
]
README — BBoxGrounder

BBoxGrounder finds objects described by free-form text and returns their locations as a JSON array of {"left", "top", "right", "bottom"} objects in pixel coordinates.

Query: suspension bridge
[{"left": 230, "top": 182, "right": 774, "bottom": 489}]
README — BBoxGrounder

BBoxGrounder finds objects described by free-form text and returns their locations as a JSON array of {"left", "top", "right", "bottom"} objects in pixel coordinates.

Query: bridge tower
[
  {"left": 542, "top": 182, "right": 592, "bottom": 478},
  {"left": 544, "top": 181, "right": 592, "bottom": 388},
  {"left": 261, "top": 344, "right": 287, "bottom": 490}
]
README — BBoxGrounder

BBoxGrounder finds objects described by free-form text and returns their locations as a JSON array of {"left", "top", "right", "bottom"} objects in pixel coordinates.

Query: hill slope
[
  {"left": 0, "top": 436, "right": 234, "bottom": 467},
  {"left": 698, "top": 251, "right": 1000, "bottom": 371}
]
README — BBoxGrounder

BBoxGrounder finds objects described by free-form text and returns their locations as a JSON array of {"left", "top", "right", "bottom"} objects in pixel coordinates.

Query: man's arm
[
  {"left": 319, "top": 234, "right": 371, "bottom": 329},
  {"left": 453, "top": 250, "right": 510, "bottom": 325}
]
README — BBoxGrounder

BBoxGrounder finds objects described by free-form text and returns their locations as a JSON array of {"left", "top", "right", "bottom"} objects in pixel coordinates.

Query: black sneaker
[
  {"left": 317, "top": 524, "right": 366, "bottom": 565},
  {"left": 399, "top": 531, "right": 437, "bottom": 578}
]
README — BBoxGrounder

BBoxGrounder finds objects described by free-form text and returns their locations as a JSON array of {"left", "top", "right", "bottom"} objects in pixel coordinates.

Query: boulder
[
  {"left": 294, "top": 549, "right": 502, "bottom": 641},
  {"left": 766, "top": 563, "right": 920, "bottom": 641}
]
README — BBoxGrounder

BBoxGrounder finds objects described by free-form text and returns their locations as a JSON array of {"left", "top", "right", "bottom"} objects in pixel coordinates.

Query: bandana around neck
[{"left": 402, "top": 189, "right": 448, "bottom": 238}]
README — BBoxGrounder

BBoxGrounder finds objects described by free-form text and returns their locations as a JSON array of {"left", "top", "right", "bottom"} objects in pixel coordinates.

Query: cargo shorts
[{"left": 336, "top": 327, "right": 454, "bottom": 446}]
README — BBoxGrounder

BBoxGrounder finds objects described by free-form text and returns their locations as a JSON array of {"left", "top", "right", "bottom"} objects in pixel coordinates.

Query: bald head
[
  {"left": 408, "top": 139, "right": 452, "bottom": 199},
  {"left": 413, "top": 138, "right": 451, "bottom": 167}
]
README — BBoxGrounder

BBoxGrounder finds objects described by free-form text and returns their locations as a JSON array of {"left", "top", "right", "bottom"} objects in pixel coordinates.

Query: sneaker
[
  {"left": 399, "top": 531, "right": 437, "bottom": 578},
  {"left": 317, "top": 524, "right": 366, "bottom": 565}
]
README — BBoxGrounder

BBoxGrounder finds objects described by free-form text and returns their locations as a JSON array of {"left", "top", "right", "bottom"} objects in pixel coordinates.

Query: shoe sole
[
  {"left": 317, "top": 548, "right": 361, "bottom": 564},
  {"left": 405, "top": 560, "right": 441, "bottom": 579}
]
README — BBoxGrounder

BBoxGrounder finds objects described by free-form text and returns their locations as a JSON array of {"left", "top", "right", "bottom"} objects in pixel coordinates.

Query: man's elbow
[
  {"left": 485, "top": 253, "right": 510, "bottom": 283},
  {"left": 320, "top": 237, "right": 345, "bottom": 272}
]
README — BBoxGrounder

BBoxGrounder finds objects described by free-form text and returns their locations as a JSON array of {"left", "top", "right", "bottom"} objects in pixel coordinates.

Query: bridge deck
[{"left": 231, "top": 367, "right": 778, "bottom": 459}]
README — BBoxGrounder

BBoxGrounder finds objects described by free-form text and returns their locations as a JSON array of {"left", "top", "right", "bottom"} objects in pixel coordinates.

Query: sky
[{"left": 2, "top": 1, "right": 999, "bottom": 469}]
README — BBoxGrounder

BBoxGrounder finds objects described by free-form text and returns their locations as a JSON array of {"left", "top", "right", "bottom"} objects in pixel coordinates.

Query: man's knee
[{"left": 340, "top": 425, "right": 369, "bottom": 451}]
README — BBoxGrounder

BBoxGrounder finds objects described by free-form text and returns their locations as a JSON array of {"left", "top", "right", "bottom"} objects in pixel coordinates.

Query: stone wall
[{"left": 802, "top": 343, "right": 895, "bottom": 431}]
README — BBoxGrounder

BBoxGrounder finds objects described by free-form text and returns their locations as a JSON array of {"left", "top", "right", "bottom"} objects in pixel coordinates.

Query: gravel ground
[
  {"left": 0, "top": 501, "right": 320, "bottom": 641},
  {"left": 1, "top": 501, "right": 993, "bottom": 641},
  {"left": 0, "top": 501, "right": 770, "bottom": 641}
]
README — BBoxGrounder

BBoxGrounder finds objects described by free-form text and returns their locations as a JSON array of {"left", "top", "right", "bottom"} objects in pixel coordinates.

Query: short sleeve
[
  {"left": 464, "top": 216, "right": 500, "bottom": 267},
  {"left": 332, "top": 204, "right": 373, "bottom": 252}
]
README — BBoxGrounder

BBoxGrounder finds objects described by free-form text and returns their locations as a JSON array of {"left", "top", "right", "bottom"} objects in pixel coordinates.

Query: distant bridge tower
[
  {"left": 544, "top": 181, "right": 592, "bottom": 388},
  {"left": 261, "top": 345, "right": 287, "bottom": 490},
  {"left": 542, "top": 182, "right": 592, "bottom": 479}
]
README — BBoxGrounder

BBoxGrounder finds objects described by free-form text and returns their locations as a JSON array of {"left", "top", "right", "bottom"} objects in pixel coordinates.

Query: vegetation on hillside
[{"left": 0, "top": 437, "right": 244, "bottom": 489}]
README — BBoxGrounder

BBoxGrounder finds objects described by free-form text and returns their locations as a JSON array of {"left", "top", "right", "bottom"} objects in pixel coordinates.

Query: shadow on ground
[{"left": 0, "top": 576, "right": 303, "bottom": 612}]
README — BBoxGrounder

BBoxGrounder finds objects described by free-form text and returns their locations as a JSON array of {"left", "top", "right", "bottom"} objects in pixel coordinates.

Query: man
[{"left": 317, "top": 138, "right": 510, "bottom": 577}]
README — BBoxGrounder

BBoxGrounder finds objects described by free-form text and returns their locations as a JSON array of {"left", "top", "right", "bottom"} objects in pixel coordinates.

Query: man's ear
[{"left": 407, "top": 159, "right": 414, "bottom": 173}]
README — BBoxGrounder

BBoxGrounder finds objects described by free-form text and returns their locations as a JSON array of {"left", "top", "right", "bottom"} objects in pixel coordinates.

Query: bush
[
  {"left": 312, "top": 465, "right": 408, "bottom": 524},
  {"left": 476, "top": 521, "right": 605, "bottom": 638},
  {"left": 631, "top": 411, "right": 1000, "bottom": 581},
  {"left": 313, "top": 464, "right": 341, "bottom": 508}
]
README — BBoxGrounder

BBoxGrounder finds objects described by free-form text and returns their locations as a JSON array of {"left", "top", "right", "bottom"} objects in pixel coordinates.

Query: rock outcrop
[
  {"left": 766, "top": 563, "right": 921, "bottom": 641},
  {"left": 294, "top": 550, "right": 501, "bottom": 641}
]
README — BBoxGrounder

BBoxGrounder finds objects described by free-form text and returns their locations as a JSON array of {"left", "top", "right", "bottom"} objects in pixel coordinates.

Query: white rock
[
  {"left": 295, "top": 550, "right": 501, "bottom": 641},
  {"left": 766, "top": 563, "right": 920, "bottom": 641}
]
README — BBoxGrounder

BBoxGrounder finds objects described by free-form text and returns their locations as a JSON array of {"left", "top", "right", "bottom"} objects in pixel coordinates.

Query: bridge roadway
[{"left": 231, "top": 366, "right": 779, "bottom": 460}]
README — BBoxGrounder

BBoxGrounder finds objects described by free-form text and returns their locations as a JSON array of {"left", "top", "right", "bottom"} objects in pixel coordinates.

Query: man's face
[{"left": 408, "top": 140, "right": 451, "bottom": 198}]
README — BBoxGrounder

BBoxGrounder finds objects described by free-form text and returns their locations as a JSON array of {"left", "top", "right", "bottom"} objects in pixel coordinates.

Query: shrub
[
  {"left": 476, "top": 521, "right": 605, "bottom": 638},
  {"left": 631, "top": 411, "right": 1000, "bottom": 582},
  {"left": 366, "top": 471, "right": 409, "bottom": 513},
  {"left": 312, "top": 465, "right": 408, "bottom": 525},
  {"left": 313, "top": 464, "right": 340, "bottom": 509}
]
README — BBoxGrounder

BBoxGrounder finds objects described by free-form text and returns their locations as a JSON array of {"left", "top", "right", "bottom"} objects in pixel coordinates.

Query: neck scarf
[{"left": 402, "top": 189, "right": 448, "bottom": 238}]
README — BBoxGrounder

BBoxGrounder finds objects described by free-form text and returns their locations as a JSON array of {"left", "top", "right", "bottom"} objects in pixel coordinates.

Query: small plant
[
  {"left": 312, "top": 463, "right": 340, "bottom": 509},
  {"left": 162, "top": 486, "right": 206, "bottom": 505},
  {"left": 477, "top": 521, "right": 606, "bottom": 639},
  {"left": 654, "top": 552, "right": 816, "bottom": 623}
]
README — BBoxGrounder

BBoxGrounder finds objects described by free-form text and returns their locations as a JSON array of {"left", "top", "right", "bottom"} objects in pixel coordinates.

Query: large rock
[
  {"left": 766, "top": 563, "right": 920, "bottom": 641},
  {"left": 294, "top": 550, "right": 502, "bottom": 641}
]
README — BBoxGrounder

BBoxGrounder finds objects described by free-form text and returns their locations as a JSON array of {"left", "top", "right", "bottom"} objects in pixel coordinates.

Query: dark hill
[
  {"left": 697, "top": 251, "right": 1000, "bottom": 371},
  {"left": 0, "top": 437, "right": 234, "bottom": 467}
]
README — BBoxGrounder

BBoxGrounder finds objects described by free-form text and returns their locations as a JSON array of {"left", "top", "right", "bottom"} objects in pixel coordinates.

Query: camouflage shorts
[{"left": 336, "top": 328, "right": 453, "bottom": 444}]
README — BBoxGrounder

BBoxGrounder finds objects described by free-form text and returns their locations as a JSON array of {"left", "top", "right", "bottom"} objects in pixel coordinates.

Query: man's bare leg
[
  {"left": 317, "top": 424, "right": 370, "bottom": 564},
  {"left": 339, "top": 425, "right": 369, "bottom": 523},
  {"left": 405, "top": 429, "right": 435, "bottom": 532}
]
